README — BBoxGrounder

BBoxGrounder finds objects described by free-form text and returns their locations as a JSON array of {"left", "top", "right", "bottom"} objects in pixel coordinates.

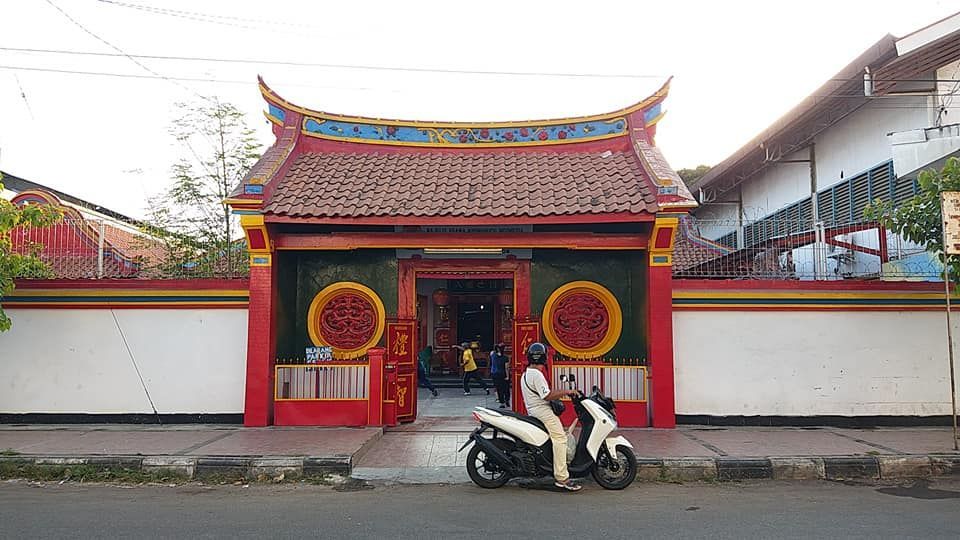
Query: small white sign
[
  {"left": 305, "top": 346, "right": 333, "bottom": 363},
  {"left": 943, "top": 192, "right": 960, "bottom": 255}
]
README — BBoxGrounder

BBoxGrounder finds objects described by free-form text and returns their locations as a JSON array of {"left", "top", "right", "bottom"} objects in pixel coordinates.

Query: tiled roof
[
  {"left": 263, "top": 150, "right": 659, "bottom": 219},
  {"left": 672, "top": 216, "right": 734, "bottom": 272}
]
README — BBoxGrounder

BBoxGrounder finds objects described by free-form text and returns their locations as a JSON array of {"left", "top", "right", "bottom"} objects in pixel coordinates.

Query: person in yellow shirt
[{"left": 457, "top": 342, "right": 490, "bottom": 396}]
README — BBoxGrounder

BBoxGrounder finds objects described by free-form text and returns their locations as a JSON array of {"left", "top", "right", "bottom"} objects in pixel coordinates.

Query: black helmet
[{"left": 526, "top": 342, "right": 547, "bottom": 365}]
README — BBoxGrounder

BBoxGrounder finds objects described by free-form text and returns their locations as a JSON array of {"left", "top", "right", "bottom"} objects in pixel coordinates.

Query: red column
[
  {"left": 368, "top": 347, "right": 385, "bottom": 426},
  {"left": 647, "top": 262, "right": 676, "bottom": 428},
  {"left": 243, "top": 257, "right": 277, "bottom": 427},
  {"left": 647, "top": 215, "right": 680, "bottom": 428}
]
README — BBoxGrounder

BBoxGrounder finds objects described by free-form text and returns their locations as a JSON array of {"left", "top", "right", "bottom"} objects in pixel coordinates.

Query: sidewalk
[
  {"left": 0, "top": 425, "right": 382, "bottom": 481},
  {"left": 2, "top": 421, "right": 958, "bottom": 484}
]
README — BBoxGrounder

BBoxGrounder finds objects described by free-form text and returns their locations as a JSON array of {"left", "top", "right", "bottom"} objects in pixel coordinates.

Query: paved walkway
[
  {"left": 0, "top": 424, "right": 381, "bottom": 458},
  {"left": 2, "top": 396, "right": 958, "bottom": 484}
]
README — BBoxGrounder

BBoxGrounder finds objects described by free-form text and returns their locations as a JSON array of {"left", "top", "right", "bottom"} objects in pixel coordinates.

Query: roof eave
[{"left": 693, "top": 34, "right": 898, "bottom": 194}]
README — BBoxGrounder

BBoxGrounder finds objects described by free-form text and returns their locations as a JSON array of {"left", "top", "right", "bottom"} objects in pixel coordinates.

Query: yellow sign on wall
[{"left": 943, "top": 191, "right": 960, "bottom": 255}]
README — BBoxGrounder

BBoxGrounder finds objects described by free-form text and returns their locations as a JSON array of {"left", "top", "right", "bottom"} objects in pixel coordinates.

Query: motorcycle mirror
[
  {"left": 568, "top": 373, "right": 576, "bottom": 383},
  {"left": 592, "top": 385, "right": 599, "bottom": 394}
]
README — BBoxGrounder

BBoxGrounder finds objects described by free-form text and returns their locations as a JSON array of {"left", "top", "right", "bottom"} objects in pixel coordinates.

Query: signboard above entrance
[{"left": 448, "top": 279, "right": 509, "bottom": 293}]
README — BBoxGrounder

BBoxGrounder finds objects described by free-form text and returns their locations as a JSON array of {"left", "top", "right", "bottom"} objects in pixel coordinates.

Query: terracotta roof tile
[{"left": 263, "top": 151, "right": 659, "bottom": 219}]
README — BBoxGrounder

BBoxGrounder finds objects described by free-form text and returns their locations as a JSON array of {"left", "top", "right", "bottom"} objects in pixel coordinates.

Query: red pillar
[
  {"left": 368, "top": 347, "right": 386, "bottom": 426},
  {"left": 647, "top": 263, "right": 676, "bottom": 427},
  {"left": 648, "top": 216, "right": 679, "bottom": 428},
  {"left": 244, "top": 254, "right": 277, "bottom": 427}
]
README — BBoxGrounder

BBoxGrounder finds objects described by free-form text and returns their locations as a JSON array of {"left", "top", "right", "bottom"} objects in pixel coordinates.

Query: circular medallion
[
  {"left": 307, "top": 282, "right": 386, "bottom": 359},
  {"left": 542, "top": 281, "right": 622, "bottom": 359}
]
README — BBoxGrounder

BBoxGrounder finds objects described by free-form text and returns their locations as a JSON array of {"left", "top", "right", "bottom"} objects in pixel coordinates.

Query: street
[{"left": 1, "top": 479, "right": 959, "bottom": 539}]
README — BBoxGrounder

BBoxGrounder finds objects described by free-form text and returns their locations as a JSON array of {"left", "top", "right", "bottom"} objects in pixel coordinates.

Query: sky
[{"left": 2, "top": 0, "right": 960, "bottom": 219}]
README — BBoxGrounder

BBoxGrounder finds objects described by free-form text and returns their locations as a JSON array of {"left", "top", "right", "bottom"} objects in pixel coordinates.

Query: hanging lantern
[
  {"left": 497, "top": 290, "right": 513, "bottom": 307},
  {"left": 432, "top": 288, "right": 450, "bottom": 306}
]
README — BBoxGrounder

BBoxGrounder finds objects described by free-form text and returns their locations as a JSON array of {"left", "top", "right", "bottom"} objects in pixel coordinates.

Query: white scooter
[{"left": 459, "top": 374, "right": 637, "bottom": 490}]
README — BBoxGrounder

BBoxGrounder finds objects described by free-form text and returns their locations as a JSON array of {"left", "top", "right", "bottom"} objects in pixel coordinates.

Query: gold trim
[
  {"left": 261, "top": 77, "right": 670, "bottom": 129},
  {"left": 299, "top": 125, "right": 627, "bottom": 148},
  {"left": 542, "top": 281, "right": 623, "bottom": 359}
]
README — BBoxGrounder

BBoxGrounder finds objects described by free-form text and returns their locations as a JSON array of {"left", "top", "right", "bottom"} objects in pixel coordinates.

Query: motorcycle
[{"left": 458, "top": 374, "right": 638, "bottom": 490}]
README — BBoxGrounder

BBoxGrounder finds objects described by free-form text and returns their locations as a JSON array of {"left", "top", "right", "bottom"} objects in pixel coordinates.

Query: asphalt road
[{"left": 2, "top": 478, "right": 959, "bottom": 539}]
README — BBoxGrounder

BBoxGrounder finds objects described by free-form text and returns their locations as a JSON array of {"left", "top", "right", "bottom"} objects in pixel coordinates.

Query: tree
[
  {"left": 864, "top": 157, "right": 960, "bottom": 280},
  {"left": 0, "top": 175, "right": 62, "bottom": 331},
  {"left": 144, "top": 100, "right": 261, "bottom": 277},
  {"left": 677, "top": 165, "right": 712, "bottom": 186}
]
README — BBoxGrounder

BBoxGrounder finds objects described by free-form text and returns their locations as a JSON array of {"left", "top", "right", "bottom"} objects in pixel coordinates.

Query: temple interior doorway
[{"left": 409, "top": 275, "right": 514, "bottom": 429}]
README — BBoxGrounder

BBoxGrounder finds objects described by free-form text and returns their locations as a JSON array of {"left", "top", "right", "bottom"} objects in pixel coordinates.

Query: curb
[
  {"left": 653, "top": 454, "right": 960, "bottom": 482},
  {"left": 1, "top": 452, "right": 958, "bottom": 484},
  {"left": 0, "top": 453, "right": 354, "bottom": 482}
]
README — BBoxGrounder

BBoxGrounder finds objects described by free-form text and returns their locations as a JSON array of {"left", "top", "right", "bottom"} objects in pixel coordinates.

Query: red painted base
[
  {"left": 274, "top": 400, "right": 368, "bottom": 426},
  {"left": 557, "top": 401, "right": 648, "bottom": 428}
]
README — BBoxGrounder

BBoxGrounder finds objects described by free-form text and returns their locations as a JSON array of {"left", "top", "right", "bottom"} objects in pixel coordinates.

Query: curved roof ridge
[{"left": 258, "top": 75, "right": 671, "bottom": 128}]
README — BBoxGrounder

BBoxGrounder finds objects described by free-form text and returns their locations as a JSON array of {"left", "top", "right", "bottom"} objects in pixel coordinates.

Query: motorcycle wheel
[
  {"left": 592, "top": 445, "right": 637, "bottom": 490},
  {"left": 466, "top": 438, "right": 514, "bottom": 489}
]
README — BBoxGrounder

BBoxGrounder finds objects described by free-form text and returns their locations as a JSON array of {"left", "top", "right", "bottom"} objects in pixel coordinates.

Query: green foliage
[
  {"left": 864, "top": 157, "right": 960, "bottom": 280},
  {"left": 0, "top": 176, "right": 62, "bottom": 331},
  {"left": 677, "top": 165, "right": 712, "bottom": 186},
  {"left": 143, "top": 100, "right": 260, "bottom": 277}
]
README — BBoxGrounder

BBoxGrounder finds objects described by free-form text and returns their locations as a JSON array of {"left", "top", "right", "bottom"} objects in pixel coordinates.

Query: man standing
[
  {"left": 417, "top": 345, "right": 439, "bottom": 397},
  {"left": 490, "top": 343, "right": 510, "bottom": 408},
  {"left": 521, "top": 342, "right": 581, "bottom": 492},
  {"left": 457, "top": 342, "right": 489, "bottom": 396}
]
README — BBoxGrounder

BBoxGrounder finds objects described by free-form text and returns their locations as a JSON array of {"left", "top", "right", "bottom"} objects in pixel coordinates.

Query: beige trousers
[{"left": 529, "top": 407, "right": 569, "bottom": 482}]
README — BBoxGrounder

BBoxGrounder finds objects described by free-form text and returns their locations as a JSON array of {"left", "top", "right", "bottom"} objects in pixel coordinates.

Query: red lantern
[
  {"left": 432, "top": 288, "right": 450, "bottom": 306},
  {"left": 497, "top": 290, "right": 513, "bottom": 306}
]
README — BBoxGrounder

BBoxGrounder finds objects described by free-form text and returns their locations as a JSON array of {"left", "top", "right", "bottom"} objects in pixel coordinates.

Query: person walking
[
  {"left": 417, "top": 345, "right": 439, "bottom": 397},
  {"left": 490, "top": 343, "right": 510, "bottom": 408},
  {"left": 521, "top": 342, "right": 581, "bottom": 492},
  {"left": 457, "top": 342, "right": 489, "bottom": 396}
]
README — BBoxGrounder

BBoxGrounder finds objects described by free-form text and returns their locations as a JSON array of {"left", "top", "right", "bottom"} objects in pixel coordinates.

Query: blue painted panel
[
  {"left": 643, "top": 103, "right": 662, "bottom": 124},
  {"left": 268, "top": 104, "right": 286, "bottom": 122},
  {"left": 303, "top": 116, "right": 627, "bottom": 145},
  {"left": 244, "top": 184, "right": 264, "bottom": 195}
]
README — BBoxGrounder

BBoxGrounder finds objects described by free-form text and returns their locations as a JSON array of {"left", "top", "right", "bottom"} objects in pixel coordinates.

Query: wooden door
[{"left": 387, "top": 320, "right": 417, "bottom": 423}]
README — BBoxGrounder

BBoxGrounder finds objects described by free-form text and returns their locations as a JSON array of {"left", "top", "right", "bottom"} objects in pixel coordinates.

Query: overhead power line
[
  {"left": 43, "top": 0, "right": 209, "bottom": 100},
  {"left": 0, "top": 64, "right": 404, "bottom": 93},
  {"left": 0, "top": 46, "right": 668, "bottom": 80}
]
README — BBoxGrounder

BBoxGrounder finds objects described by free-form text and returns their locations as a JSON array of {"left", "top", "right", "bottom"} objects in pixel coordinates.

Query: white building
[{"left": 687, "top": 13, "right": 960, "bottom": 281}]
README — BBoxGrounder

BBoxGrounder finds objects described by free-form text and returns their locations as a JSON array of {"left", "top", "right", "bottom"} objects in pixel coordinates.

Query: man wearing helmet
[{"left": 521, "top": 342, "right": 582, "bottom": 492}]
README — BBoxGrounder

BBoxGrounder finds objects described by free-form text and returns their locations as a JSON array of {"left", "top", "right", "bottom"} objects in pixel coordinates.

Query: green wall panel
[
  {"left": 276, "top": 249, "right": 397, "bottom": 358},
  {"left": 530, "top": 249, "right": 647, "bottom": 358}
]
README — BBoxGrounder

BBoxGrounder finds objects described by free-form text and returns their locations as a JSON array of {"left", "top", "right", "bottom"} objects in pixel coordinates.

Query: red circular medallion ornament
[
  {"left": 542, "top": 281, "right": 623, "bottom": 359},
  {"left": 307, "top": 282, "right": 386, "bottom": 359},
  {"left": 551, "top": 292, "right": 609, "bottom": 350},
  {"left": 318, "top": 293, "right": 378, "bottom": 349}
]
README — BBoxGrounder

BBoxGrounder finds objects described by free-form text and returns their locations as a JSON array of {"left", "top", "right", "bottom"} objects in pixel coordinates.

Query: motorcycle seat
[{"left": 496, "top": 409, "right": 547, "bottom": 432}]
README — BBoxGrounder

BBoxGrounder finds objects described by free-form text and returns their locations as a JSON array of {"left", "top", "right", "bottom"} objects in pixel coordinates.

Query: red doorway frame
[
  {"left": 398, "top": 258, "right": 532, "bottom": 320},
  {"left": 399, "top": 258, "right": 532, "bottom": 419}
]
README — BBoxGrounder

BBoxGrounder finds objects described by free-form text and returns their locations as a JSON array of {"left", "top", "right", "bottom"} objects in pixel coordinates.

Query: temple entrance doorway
[{"left": 409, "top": 275, "right": 514, "bottom": 428}]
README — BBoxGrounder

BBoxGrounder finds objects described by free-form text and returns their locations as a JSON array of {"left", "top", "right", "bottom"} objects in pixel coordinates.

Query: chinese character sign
[
  {"left": 387, "top": 321, "right": 415, "bottom": 366},
  {"left": 943, "top": 191, "right": 960, "bottom": 255}
]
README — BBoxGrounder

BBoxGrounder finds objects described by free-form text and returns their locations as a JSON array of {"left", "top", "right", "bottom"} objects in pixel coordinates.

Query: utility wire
[
  {"left": 2, "top": 63, "right": 955, "bottom": 106},
  {"left": 0, "top": 46, "right": 668, "bottom": 80},
  {"left": 0, "top": 64, "right": 403, "bottom": 92},
  {"left": 43, "top": 0, "right": 210, "bottom": 101},
  {"left": 13, "top": 74, "right": 35, "bottom": 120},
  {"left": 96, "top": 0, "right": 322, "bottom": 30}
]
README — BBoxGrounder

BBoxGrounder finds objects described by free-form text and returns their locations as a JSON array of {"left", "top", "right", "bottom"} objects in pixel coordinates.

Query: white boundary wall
[
  {"left": 0, "top": 309, "right": 247, "bottom": 414},
  {"left": 674, "top": 310, "right": 957, "bottom": 417}
]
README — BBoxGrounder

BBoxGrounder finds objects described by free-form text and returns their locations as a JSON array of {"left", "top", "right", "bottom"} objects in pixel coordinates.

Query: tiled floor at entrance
[{"left": 416, "top": 387, "right": 503, "bottom": 418}]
